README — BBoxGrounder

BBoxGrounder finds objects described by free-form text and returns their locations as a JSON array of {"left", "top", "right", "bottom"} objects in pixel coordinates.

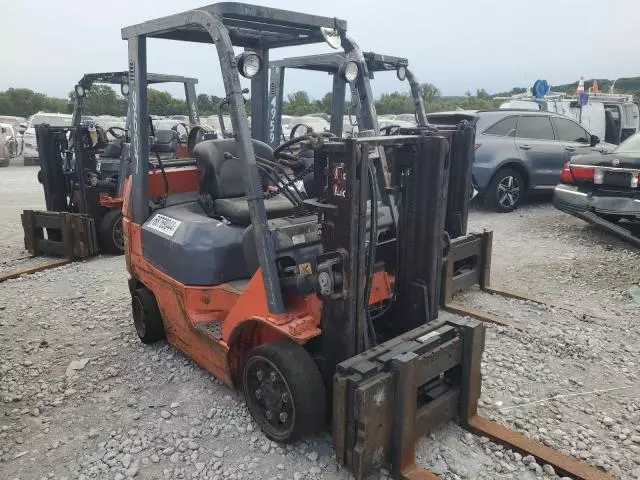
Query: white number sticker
[{"left": 147, "top": 214, "right": 182, "bottom": 236}]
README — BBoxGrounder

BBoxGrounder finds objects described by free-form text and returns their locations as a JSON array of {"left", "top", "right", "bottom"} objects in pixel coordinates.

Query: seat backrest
[
  {"left": 193, "top": 138, "right": 274, "bottom": 199},
  {"left": 151, "top": 129, "right": 180, "bottom": 154},
  {"left": 101, "top": 140, "right": 123, "bottom": 159}
]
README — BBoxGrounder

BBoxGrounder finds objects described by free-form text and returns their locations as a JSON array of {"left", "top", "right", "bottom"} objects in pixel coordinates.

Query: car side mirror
[
  {"left": 0, "top": 127, "right": 5, "bottom": 134},
  {"left": 590, "top": 135, "right": 600, "bottom": 147}
]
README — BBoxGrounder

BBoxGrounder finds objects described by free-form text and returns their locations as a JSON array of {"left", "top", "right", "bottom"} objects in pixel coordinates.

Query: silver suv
[{"left": 427, "top": 109, "right": 615, "bottom": 212}]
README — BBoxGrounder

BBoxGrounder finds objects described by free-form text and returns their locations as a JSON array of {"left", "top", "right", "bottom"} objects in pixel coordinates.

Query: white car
[
  {"left": 22, "top": 112, "right": 73, "bottom": 165},
  {"left": 0, "top": 123, "right": 21, "bottom": 167}
]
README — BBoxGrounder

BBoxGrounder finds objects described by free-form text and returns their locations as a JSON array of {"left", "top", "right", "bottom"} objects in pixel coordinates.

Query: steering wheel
[
  {"left": 380, "top": 124, "right": 402, "bottom": 136},
  {"left": 274, "top": 131, "right": 337, "bottom": 163},
  {"left": 107, "top": 126, "right": 126, "bottom": 140},
  {"left": 172, "top": 122, "right": 189, "bottom": 143},
  {"left": 290, "top": 123, "right": 313, "bottom": 140}
]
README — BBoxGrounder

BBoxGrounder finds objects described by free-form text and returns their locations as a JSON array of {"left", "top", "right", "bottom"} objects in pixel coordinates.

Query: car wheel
[
  {"left": 0, "top": 160, "right": 9, "bottom": 168},
  {"left": 486, "top": 168, "right": 524, "bottom": 212}
]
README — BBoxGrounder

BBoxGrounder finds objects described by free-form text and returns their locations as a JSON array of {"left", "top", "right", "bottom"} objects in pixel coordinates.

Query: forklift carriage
[{"left": 120, "top": 3, "right": 612, "bottom": 479}]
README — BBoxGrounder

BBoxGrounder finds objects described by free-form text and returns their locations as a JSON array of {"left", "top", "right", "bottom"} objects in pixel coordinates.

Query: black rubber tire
[
  {"left": 131, "top": 287, "right": 166, "bottom": 344},
  {"left": 0, "top": 160, "right": 9, "bottom": 167},
  {"left": 99, "top": 210, "right": 124, "bottom": 255},
  {"left": 485, "top": 167, "right": 524, "bottom": 213},
  {"left": 242, "top": 339, "right": 326, "bottom": 443}
]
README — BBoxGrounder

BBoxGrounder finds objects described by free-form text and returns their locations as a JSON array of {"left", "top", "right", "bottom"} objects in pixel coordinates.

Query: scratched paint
[{"left": 374, "top": 385, "right": 386, "bottom": 406}]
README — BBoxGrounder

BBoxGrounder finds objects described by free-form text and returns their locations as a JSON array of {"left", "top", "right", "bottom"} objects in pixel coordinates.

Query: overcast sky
[{"left": 3, "top": 0, "right": 640, "bottom": 101}]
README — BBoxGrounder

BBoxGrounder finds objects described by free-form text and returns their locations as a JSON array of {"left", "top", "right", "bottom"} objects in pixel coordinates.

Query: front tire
[
  {"left": 486, "top": 167, "right": 524, "bottom": 212},
  {"left": 99, "top": 210, "right": 124, "bottom": 255},
  {"left": 131, "top": 287, "right": 166, "bottom": 344},
  {"left": 242, "top": 339, "right": 326, "bottom": 443}
]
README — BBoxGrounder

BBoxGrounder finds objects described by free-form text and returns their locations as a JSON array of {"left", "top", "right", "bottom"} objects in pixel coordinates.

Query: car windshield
[
  {"left": 30, "top": 114, "right": 72, "bottom": 127},
  {"left": 614, "top": 132, "right": 640, "bottom": 154}
]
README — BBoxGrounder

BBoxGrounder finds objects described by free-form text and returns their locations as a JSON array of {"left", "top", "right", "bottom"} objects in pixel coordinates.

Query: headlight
[
  {"left": 237, "top": 52, "right": 262, "bottom": 79},
  {"left": 320, "top": 27, "right": 341, "bottom": 49},
  {"left": 340, "top": 61, "right": 359, "bottom": 83},
  {"left": 75, "top": 84, "right": 86, "bottom": 98},
  {"left": 397, "top": 66, "right": 407, "bottom": 81}
]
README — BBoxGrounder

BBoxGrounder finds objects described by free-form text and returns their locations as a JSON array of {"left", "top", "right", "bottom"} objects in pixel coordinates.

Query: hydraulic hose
[{"left": 364, "top": 164, "right": 379, "bottom": 347}]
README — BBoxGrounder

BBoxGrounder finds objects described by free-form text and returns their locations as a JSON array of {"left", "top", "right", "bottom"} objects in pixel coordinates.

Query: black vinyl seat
[
  {"left": 214, "top": 195, "right": 294, "bottom": 225},
  {"left": 193, "top": 138, "right": 294, "bottom": 226},
  {"left": 151, "top": 130, "right": 180, "bottom": 154},
  {"left": 101, "top": 141, "right": 123, "bottom": 159}
]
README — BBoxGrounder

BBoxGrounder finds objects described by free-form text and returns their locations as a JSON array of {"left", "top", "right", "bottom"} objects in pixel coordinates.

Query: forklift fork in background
[
  {"left": 441, "top": 230, "right": 558, "bottom": 326},
  {"left": 0, "top": 210, "right": 99, "bottom": 283},
  {"left": 333, "top": 315, "right": 614, "bottom": 480}
]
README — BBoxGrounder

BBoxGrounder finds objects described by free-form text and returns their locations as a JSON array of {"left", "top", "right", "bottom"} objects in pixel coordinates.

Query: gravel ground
[{"left": 1, "top": 164, "right": 639, "bottom": 480}]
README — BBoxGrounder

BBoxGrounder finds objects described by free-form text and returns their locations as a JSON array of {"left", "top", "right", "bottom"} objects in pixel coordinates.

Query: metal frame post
[
  {"left": 330, "top": 73, "right": 346, "bottom": 136},
  {"left": 127, "top": 36, "right": 150, "bottom": 225},
  {"left": 185, "top": 82, "right": 200, "bottom": 127},
  {"left": 406, "top": 69, "right": 427, "bottom": 127},
  {"left": 205, "top": 13, "right": 284, "bottom": 313}
]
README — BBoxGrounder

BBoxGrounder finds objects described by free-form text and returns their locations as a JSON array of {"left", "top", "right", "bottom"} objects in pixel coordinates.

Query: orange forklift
[
  {"left": 24, "top": 72, "right": 202, "bottom": 260},
  {"left": 121, "top": 4, "right": 612, "bottom": 479}
]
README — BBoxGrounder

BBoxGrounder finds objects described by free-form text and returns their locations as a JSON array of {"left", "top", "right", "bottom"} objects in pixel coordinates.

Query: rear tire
[
  {"left": 99, "top": 210, "right": 124, "bottom": 255},
  {"left": 486, "top": 168, "right": 524, "bottom": 212},
  {"left": 242, "top": 339, "right": 326, "bottom": 443},
  {"left": 0, "top": 160, "right": 9, "bottom": 167},
  {"left": 131, "top": 287, "right": 165, "bottom": 344}
]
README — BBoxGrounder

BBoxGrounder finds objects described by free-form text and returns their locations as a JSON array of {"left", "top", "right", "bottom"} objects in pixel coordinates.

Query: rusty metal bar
[
  {"left": 466, "top": 416, "right": 615, "bottom": 480},
  {"left": 442, "top": 230, "right": 559, "bottom": 325},
  {"left": 0, "top": 258, "right": 71, "bottom": 283},
  {"left": 444, "top": 300, "right": 516, "bottom": 328},
  {"left": 391, "top": 351, "right": 441, "bottom": 480},
  {"left": 455, "top": 317, "right": 613, "bottom": 480}
]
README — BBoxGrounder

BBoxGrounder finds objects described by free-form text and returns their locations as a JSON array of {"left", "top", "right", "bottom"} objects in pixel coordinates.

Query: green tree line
[{"left": 2, "top": 77, "right": 640, "bottom": 120}]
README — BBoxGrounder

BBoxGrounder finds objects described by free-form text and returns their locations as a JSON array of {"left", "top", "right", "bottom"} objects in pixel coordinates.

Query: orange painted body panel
[
  {"left": 99, "top": 192, "right": 123, "bottom": 210},
  {"left": 98, "top": 166, "right": 197, "bottom": 211},
  {"left": 147, "top": 166, "right": 199, "bottom": 197},
  {"left": 175, "top": 144, "right": 189, "bottom": 158}
]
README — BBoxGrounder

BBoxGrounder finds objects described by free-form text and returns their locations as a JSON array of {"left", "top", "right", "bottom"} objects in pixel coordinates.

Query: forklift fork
[
  {"left": 441, "top": 230, "right": 559, "bottom": 327},
  {"left": 333, "top": 315, "right": 613, "bottom": 480}
]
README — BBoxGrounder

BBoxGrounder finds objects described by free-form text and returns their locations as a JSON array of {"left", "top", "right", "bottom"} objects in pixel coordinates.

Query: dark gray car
[{"left": 427, "top": 109, "right": 614, "bottom": 212}]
